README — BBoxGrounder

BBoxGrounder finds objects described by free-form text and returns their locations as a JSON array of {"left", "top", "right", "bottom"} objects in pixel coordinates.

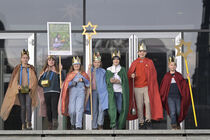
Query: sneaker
[
  {"left": 76, "top": 127, "right": 82, "bottom": 130},
  {"left": 22, "top": 123, "right": 26, "bottom": 130},
  {"left": 71, "top": 125, "right": 76, "bottom": 130},
  {"left": 171, "top": 124, "right": 177, "bottom": 130},
  {"left": 98, "top": 125, "right": 103, "bottom": 130},
  {"left": 26, "top": 122, "right": 32, "bottom": 130}
]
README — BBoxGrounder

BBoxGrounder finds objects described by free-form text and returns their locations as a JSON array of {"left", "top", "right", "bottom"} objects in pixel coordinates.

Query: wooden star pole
[
  {"left": 82, "top": 22, "right": 98, "bottom": 120},
  {"left": 59, "top": 56, "right": 62, "bottom": 88},
  {"left": 175, "top": 40, "right": 197, "bottom": 127}
]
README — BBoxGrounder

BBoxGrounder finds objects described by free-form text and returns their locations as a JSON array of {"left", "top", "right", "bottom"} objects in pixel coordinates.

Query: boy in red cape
[
  {"left": 160, "top": 56, "right": 190, "bottom": 129},
  {"left": 127, "top": 42, "right": 163, "bottom": 129}
]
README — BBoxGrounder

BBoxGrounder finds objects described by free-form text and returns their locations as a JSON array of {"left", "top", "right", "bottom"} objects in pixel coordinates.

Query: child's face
[
  {"left": 168, "top": 62, "right": 177, "bottom": 72},
  {"left": 138, "top": 51, "right": 147, "bottom": 58},
  {"left": 21, "top": 54, "right": 29, "bottom": 65},
  {"left": 113, "top": 58, "right": 120, "bottom": 66},
  {"left": 48, "top": 58, "right": 55, "bottom": 67},
  {"left": 73, "top": 64, "right": 80, "bottom": 71},
  {"left": 93, "top": 60, "right": 101, "bottom": 68}
]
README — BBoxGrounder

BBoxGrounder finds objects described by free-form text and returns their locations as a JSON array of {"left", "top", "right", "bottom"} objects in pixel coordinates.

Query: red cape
[
  {"left": 127, "top": 58, "right": 163, "bottom": 120},
  {"left": 61, "top": 71, "right": 89, "bottom": 116},
  {"left": 160, "top": 71, "right": 191, "bottom": 123}
]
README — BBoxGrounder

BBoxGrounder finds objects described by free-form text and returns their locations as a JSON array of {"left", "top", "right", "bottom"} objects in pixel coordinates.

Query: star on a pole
[
  {"left": 175, "top": 40, "right": 193, "bottom": 58},
  {"left": 82, "top": 21, "right": 98, "bottom": 40}
]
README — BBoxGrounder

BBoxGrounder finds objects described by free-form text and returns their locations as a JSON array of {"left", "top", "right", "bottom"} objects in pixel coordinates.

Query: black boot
[
  {"left": 145, "top": 120, "right": 152, "bottom": 129},
  {"left": 139, "top": 123, "right": 146, "bottom": 129},
  {"left": 52, "top": 119, "right": 58, "bottom": 130}
]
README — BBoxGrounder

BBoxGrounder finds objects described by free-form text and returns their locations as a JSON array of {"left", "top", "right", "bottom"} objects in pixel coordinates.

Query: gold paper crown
[
  {"left": 93, "top": 52, "right": 101, "bottom": 61},
  {"left": 21, "top": 49, "right": 29, "bottom": 57},
  {"left": 138, "top": 43, "right": 147, "bottom": 51},
  {"left": 111, "top": 50, "right": 121, "bottom": 58},
  {"left": 48, "top": 55, "right": 56, "bottom": 60},
  {"left": 72, "top": 56, "right": 81, "bottom": 64},
  {"left": 168, "top": 56, "right": 176, "bottom": 63}
]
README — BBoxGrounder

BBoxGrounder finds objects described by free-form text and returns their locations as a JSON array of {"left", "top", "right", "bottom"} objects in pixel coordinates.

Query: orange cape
[{"left": 61, "top": 71, "right": 89, "bottom": 116}]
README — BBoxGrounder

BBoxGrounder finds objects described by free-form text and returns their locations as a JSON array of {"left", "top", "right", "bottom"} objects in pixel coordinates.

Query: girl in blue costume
[
  {"left": 87, "top": 52, "right": 108, "bottom": 130},
  {"left": 62, "top": 56, "right": 89, "bottom": 130}
]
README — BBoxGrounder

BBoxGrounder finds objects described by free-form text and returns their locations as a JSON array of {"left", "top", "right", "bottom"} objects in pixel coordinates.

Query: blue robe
[{"left": 86, "top": 67, "right": 108, "bottom": 113}]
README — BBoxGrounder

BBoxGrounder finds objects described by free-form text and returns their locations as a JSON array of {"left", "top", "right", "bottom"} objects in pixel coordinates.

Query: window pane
[{"left": 0, "top": 0, "right": 83, "bottom": 30}]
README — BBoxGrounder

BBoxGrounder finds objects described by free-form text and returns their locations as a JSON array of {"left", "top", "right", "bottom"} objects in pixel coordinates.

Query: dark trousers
[
  {"left": 18, "top": 93, "right": 32, "bottom": 124},
  {"left": 44, "top": 92, "right": 59, "bottom": 122},
  {"left": 168, "top": 96, "right": 181, "bottom": 125}
]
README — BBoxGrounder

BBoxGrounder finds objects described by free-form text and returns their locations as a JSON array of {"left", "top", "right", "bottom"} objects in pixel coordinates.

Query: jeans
[
  {"left": 114, "top": 92, "right": 122, "bottom": 114},
  {"left": 168, "top": 96, "right": 181, "bottom": 125},
  {"left": 44, "top": 92, "right": 60, "bottom": 122},
  {"left": 68, "top": 88, "right": 85, "bottom": 128},
  {"left": 18, "top": 93, "right": 32, "bottom": 124},
  {"left": 92, "top": 90, "right": 104, "bottom": 129}
]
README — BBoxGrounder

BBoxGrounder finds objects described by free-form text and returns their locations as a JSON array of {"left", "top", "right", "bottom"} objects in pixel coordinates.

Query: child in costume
[
  {"left": 160, "top": 56, "right": 191, "bottom": 129},
  {"left": 0, "top": 49, "right": 38, "bottom": 130},
  {"left": 106, "top": 50, "right": 129, "bottom": 129},
  {"left": 87, "top": 52, "right": 108, "bottom": 130},
  {"left": 127, "top": 43, "right": 163, "bottom": 129},
  {"left": 38, "top": 55, "right": 65, "bottom": 130},
  {"left": 61, "top": 56, "right": 89, "bottom": 130}
]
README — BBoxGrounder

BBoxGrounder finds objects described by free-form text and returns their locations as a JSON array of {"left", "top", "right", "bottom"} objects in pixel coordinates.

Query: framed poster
[{"left": 47, "top": 22, "right": 72, "bottom": 55}]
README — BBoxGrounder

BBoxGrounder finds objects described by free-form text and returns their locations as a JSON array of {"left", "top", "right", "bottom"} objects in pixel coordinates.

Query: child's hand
[
  {"left": 187, "top": 73, "right": 190, "bottom": 78},
  {"left": 110, "top": 78, "right": 115, "bottom": 83},
  {"left": 114, "top": 79, "right": 121, "bottom": 84},
  {"left": 131, "top": 73, "right": 135, "bottom": 78},
  {"left": 88, "top": 64, "right": 92, "bottom": 70},
  {"left": 79, "top": 78, "right": 83, "bottom": 82}
]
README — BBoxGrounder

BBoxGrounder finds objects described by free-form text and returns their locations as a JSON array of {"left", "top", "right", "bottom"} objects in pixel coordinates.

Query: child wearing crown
[
  {"left": 106, "top": 50, "right": 129, "bottom": 129},
  {"left": 38, "top": 55, "right": 65, "bottom": 130},
  {"left": 127, "top": 43, "right": 163, "bottom": 129},
  {"left": 86, "top": 52, "right": 108, "bottom": 130},
  {"left": 0, "top": 49, "right": 38, "bottom": 130},
  {"left": 61, "top": 56, "right": 89, "bottom": 130},
  {"left": 160, "top": 56, "right": 191, "bottom": 129}
]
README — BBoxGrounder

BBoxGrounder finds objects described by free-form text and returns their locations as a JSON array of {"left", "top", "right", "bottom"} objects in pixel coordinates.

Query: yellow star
[
  {"left": 175, "top": 40, "right": 193, "bottom": 58},
  {"left": 82, "top": 21, "right": 98, "bottom": 39}
]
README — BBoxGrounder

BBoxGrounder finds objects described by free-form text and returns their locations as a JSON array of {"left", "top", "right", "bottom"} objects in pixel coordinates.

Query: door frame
[
  {"left": 0, "top": 33, "right": 35, "bottom": 130},
  {"left": 85, "top": 32, "right": 182, "bottom": 130}
]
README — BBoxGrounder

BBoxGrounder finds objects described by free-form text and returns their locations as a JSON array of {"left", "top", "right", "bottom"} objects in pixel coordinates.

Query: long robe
[
  {"left": 61, "top": 71, "right": 89, "bottom": 116},
  {"left": 160, "top": 71, "right": 191, "bottom": 123},
  {"left": 106, "top": 66, "right": 129, "bottom": 129},
  {"left": 86, "top": 67, "right": 108, "bottom": 113},
  {"left": 0, "top": 64, "right": 38, "bottom": 121},
  {"left": 127, "top": 57, "right": 163, "bottom": 121}
]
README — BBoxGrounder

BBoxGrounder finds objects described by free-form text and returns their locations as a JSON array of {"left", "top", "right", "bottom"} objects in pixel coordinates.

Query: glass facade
[{"left": 0, "top": 0, "right": 209, "bottom": 130}]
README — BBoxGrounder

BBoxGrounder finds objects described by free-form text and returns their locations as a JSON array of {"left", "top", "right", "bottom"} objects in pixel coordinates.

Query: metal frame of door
[
  {"left": 0, "top": 33, "right": 35, "bottom": 130},
  {"left": 85, "top": 32, "right": 182, "bottom": 130}
]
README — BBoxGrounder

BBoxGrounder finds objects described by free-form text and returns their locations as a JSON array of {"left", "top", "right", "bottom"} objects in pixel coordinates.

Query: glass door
[
  {"left": 132, "top": 32, "right": 182, "bottom": 130},
  {"left": 0, "top": 33, "right": 35, "bottom": 130},
  {"left": 85, "top": 33, "right": 134, "bottom": 129}
]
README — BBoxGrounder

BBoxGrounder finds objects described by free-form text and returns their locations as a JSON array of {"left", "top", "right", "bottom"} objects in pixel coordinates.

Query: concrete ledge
[{"left": 0, "top": 130, "right": 210, "bottom": 140}]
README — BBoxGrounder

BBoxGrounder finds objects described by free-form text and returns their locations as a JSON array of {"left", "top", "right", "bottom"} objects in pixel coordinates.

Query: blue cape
[{"left": 85, "top": 67, "right": 108, "bottom": 114}]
